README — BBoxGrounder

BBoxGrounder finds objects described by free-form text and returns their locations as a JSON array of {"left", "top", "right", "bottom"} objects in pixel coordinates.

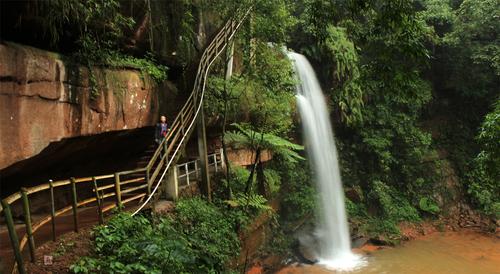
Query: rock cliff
[{"left": 0, "top": 42, "right": 162, "bottom": 169}]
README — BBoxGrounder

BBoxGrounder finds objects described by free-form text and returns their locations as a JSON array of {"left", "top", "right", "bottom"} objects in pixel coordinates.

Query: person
[{"left": 155, "top": 115, "right": 169, "bottom": 145}]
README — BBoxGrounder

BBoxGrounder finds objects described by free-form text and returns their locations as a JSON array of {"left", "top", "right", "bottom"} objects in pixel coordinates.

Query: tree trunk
[
  {"left": 256, "top": 160, "right": 267, "bottom": 198},
  {"left": 245, "top": 147, "right": 261, "bottom": 195}
]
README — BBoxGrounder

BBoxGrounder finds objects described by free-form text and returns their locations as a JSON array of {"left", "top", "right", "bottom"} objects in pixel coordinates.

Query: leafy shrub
[
  {"left": 274, "top": 157, "right": 316, "bottom": 224},
  {"left": 72, "top": 199, "right": 241, "bottom": 274},
  {"left": 229, "top": 165, "right": 251, "bottom": 194},
  {"left": 345, "top": 197, "right": 368, "bottom": 219},
  {"left": 36, "top": 0, "right": 167, "bottom": 99},
  {"left": 467, "top": 99, "right": 500, "bottom": 217},
  {"left": 230, "top": 193, "right": 272, "bottom": 212},
  {"left": 368, "top": 181, "right": 421, "bottom": 222},
  {"left": 71, "top": 214, "right": 196, "bottom": 274},
  {"left": 363, "top": 218, "right": 402, "bottom": 240},
  {"left": 174, "top": 198, "right": 240, "bottom": 270},
  {"left": 264, "top": 168, "right": 281, "bottom": 195},
  {"left": 418, "top": 197, "right": 440, "bottom": 215}
]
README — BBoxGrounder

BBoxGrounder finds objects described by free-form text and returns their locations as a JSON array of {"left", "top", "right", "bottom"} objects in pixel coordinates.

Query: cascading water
[{"left": 288, "top": 51, "right": 365, "bottom": 271}]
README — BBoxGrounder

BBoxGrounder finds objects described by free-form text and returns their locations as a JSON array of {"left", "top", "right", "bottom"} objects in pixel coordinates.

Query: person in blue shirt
[{"left": 155, "top": 115, "right": 169, "bottom": 145}]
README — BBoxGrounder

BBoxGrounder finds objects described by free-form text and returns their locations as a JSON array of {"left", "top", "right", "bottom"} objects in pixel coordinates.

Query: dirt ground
[{"left": 24, "top": 228, "right": 93, "bottom": 274}]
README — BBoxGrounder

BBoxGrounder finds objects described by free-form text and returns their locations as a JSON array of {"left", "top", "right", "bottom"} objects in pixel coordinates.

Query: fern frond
[{"left": 225, "top": 193, "right": 273, "bottom": 212}]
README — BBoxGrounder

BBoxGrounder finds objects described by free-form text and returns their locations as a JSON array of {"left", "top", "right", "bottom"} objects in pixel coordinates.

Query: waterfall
[{"left": 288, "top": 52, "right": 364, "bottom": 271}]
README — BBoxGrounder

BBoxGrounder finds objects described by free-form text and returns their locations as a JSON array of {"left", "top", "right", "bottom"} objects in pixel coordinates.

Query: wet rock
[
  {"left": 292, "top": 231, "right": 319, "bottom": 265},
  {"left": 292, "top": 242, "right": 318, "bottom": 265},
  {"left": 369, "top": 235, "right": 394, "bottom": 246},
  {"left": 351, "top": 236, "right": 369, "bottom": 248}
]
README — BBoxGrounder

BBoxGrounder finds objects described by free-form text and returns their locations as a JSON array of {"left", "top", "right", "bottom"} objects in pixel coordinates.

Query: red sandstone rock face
[
  {"left": 0, "top": 42, "right": 160, "bottom": 169},
  {"left": 226, "top": 148, "right": 273, "bottom": 166}
]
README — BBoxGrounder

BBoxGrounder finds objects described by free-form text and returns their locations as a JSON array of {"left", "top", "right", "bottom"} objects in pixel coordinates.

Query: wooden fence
[{"left": 1, "top": 7, "right": 251, "bottom": 274}]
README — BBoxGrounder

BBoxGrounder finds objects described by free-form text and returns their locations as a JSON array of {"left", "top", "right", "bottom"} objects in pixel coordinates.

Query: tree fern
[
  {"left": 225, "top": 123, "right": 304, "bottom": 163},
  {"left": 225, "top": 193, "right": 273, "bottom": 213}
]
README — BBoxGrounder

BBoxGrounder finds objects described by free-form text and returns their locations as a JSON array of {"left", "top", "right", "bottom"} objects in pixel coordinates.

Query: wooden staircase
[{"left": 0, "top": 7, "right": 252, "bottom": 274}]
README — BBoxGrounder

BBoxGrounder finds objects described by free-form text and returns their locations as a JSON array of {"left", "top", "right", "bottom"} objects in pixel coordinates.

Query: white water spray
[{"left": 288, "top": 52, "right": 365, "bottom": 271}]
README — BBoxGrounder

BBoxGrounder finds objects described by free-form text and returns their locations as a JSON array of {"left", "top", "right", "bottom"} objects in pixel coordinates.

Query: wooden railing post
[
  {"left": 165, "top": 167, "right": 179, "bottom": 200},
  {"left": 219, "top": 147, "right": 227, "bottom": 173},
  {"left": 49, "top": 179, "right": 56, "bottom": 241},
  {"left": 185, "top": 164, "right": 190, "bottom": 186},
  {"left": 0, "top": 10, "right": 254, "bottom": 273},
  {"left": 195, "top": 160, "right": 199, "bottom": 180},
  {"left": 114, "top": 173, "right": 122, "bottom": 209},
  {"left": 214, "top": 153, "right": 218, "bottom": 172},
  {"left": 2, "top": 200, "right": 26, "bottom": 274},
  {"left": 146, "top": 168, "right": 151, "bottom": 196},
  {"left": 162, "top": 138, "right": 169, "bottom": 170},
  {"left": 20, "top": 188, "right": 36, "bottom": 262},
  {"left": 180, "top": 112, "right": 185, "bottom": 135},
  {"left": 70, "top": 177, "right": 79, "bottom": 232},
  {"left": 92, "top": 177, "right": 104, "bottom": 224}
]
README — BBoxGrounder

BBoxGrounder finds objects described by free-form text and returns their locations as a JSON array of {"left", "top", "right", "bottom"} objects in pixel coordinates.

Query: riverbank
[
  {"left": 246, "top": 216, "right": 499, "bottom": 274},
  {"left": 274, "top": 229, "right": 499, "bottom": 274},
  {"left": 12, "top": 210, "right": 498, "bottom": 274}
]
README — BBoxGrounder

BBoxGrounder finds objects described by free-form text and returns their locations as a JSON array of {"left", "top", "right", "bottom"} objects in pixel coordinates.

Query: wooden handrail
[
  {"left": 118, "top": 168, "right": 147, "bottom": 176},
  {"left": 130, "top": 7, "right": 252, "bottom": 215},
  {"left": 2, "top": 7, "right": 252, "bottom": 273}
]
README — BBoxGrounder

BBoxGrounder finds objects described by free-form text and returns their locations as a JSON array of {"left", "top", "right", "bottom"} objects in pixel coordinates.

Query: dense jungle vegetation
[{"left": 2, "top": 0, "right": 497, "bottom": 272}]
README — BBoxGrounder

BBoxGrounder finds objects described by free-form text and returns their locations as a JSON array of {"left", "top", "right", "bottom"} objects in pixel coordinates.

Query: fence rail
[
  {"left": 177, "top": 150, "right": 224, "bottom": 186},
  {"left": 1, "top": 7, "right": 251, "bottom": 274}
]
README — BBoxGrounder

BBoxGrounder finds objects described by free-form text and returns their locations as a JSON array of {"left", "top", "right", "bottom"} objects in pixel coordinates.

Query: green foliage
[
  {"left": 174, "top": 198, "right": 240, "bottom": 269},
  {"left": 272, "top": 156, "right": 316, "bottom": 224},
  {"left": 468, "top": 99, "right": 500, "bottom": 217},
  {"left": 294, "top": 0, "right": 441, "bottom": 225},
  {"left": 346, "top": 197, "right": 406, "bottom": 239},
  {"left": 420, "top": 0, "right": 498, "bottom": 217},
  {"left": 39, "top": 0, "right": 133, "bottom": 49},
  {"left": 205, "top": 44, "right": 296, "bottom": 134},
  {"left": 297, "top": 0, "right": 365, "bottom": 125},
  {"left": 154, "top": 0, "right": 197, "bottom": 66},
  {"left": 259, "top": 225, "right": 293, "bottom": 256},
  {"left": 252, "top": 0, "right": 297, "bottom": 43},
  {"left": 418, "top": 0, "right": 455, "bottom": 38},
  {"left": 446, "top": 0, "right": 500, "bottom": 76},
  {"left": 345, "top": 195, "right": 368, "bottom": 218},
  {"left": 205, "top": 76, "right": 238, "bottom": 122},
  {"left": 53, "top": 241, "right": 75, "bottom": 257},
  {"left": 36, "top": 0, "right": 167, "bottom": 97},
  {"left": 244, "top": 44, "right": 297, "bottom": 133},
  {"left": 363, "top": 218, "right": 402, "bottom": 239},
  {"left": 418, "top": 197, "right": 440, "bottom": 215},
  {"left": 225, "top": 123, "right": 304, "bottom": 163},
  {"left": 439, "top": 0, "right": 500, "bottom": 98},
  {"left": 322, "top": 25, "right": 363, "bottom": 124},
  {"left": 72, "top": 200, "right": 241, "bottom": 274},
  {"left": 264, "top": 168, "right": 281, "bottom": 195},
  {"left": 71, "top": 214, "right": 196, "bottom": 274},
  {"left": 226, "top": 193, "right": 273, "bottom": 213},
  {"left": 368, "top": 181, "right": 421, "bottom": 223},
  {"left": 105, "top": 53, "right": 168, "bottom": 83},
  {"left": 226, "top": 165, "right": 252, "bottom": 194}
]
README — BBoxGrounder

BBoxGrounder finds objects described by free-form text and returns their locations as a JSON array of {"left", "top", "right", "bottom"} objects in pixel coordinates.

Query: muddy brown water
[{"left": 278, "top": 231, "right": 500, "bottom": 274}]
